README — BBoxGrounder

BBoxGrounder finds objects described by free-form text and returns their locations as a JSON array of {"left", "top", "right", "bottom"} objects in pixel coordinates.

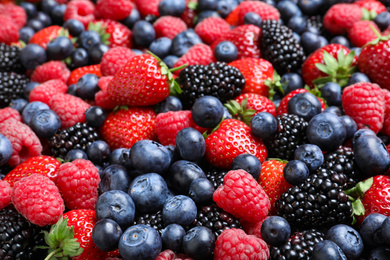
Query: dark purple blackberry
[
  {"left": 270, "top": 229, "right": 325, "bottom": 260},
  {"left": 178, "top": 62, "right": 245, "bottom": 109},
  {"left": 275, "top": 168, "right": 353, "bottom": 231},
  {"left": 305, "top": 15, "right": 325, "bottom": 34},
  {"left": 0, "top": 206, "right": 47, "bottom": 260},
  {"left": 260, "top": 20, "right": 306, "bottom": 75},
  {"left": 0, "top": 72, "right": 29, "bottom": 108},
  {"left": 133, "top": 210, "right": 165, "bottom": 235},
  {"left": 266, "top": 114, "right": 308, "bottom": 161},
  {"left": 204, "top": 167, "right": 227, "bottom": 190},
  {"left": 47, "top": 122, "right": 100, "bottom": 159},
  {"left": 0, "top": 43, "right": 25, "bottom": 74},
  {"left": 0, "top": 164, "right": 13, "bottom": 180},
  {"left": 190, "top": 203, "right": 242, "bottom": 237}
]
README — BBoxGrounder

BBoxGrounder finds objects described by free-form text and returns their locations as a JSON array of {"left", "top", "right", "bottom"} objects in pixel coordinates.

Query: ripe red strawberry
[
  {"left": 0, "top": 180, "right": 11, "bottom": 210},
  {"left": 237, "top": 0, "right": 280, "bottom": 25},
  {"left": 108, "top": 54, "right": 179, "bottom": 106},
  {"left": 92, "top": 19, "right": 133, "bottom": 48},
  {"left": 214, "top": 229, "right": 269, "bottom": 260},
  {"left": 235, "top": 93, "right": 276, "bottom": 116},
  {"left": 134, "top": 0, "right": 160, "bottom": 17},
  {"left": 56, "top": 159, "right": 100, "bottom": 210},
  {"left": 213, "top": 169, "right": 270, "bottom": 223},
  {"left": 49, "top": 93, "right": 91, "bottom": 129},
  {"left": 95, "top": 0, "right": 133, "bottom": 20},
  {"left": 301, "top": 44, "right": 357, "bottom": 88},
  {"left": 0, "top": 107, "right": 22, "bottom": 123},
  {"left": 95, "top": 76, "right": 116, "bottom": 109},
  {"left": 173, "top": 43, "right": 214, "bottom": 75},
  {"left": 194, "top": 17, "right": 231, "bottom": 45},
  {"left": 381, "top": 88, "right": 390, "bottom": 136},
  {"left": 30, "top": 61, "right": 71, "bottom": 83},
  {"left": 0, "top": 3, "right": 27, "bottom": 29},
  {"left": 276, "top": 88, "right": 327, "bottom": 115},
  {"left": 258, "top": 159, "right": 291, "bottom": 214},
  {"left": 225, "top": 5, "right": 240, "bottom": 26},
  {"left": 154, "top": 16, "right": 188, "bottom": 40},
  {"left": 12, "top": 174, "right": 65, "bottom": 226},
  {"left": 0, "top": 119, "right": 42, "bottom": 167},
  {"left": 3, "top": 155, "right": 60, "bottom": 187},
  {"left": 211, "top": 25, "right": 261, "bottom": 60},
  {"left": 29, "top": 79, "right": 68, "bottom": 104},
  {"left": 348, "top": 20, "right": 380, "bottom": 47},
  {"left": 29, "top": 25, "right": 63, "bottom": 49},
  {"left": 342, "top": 82, "right": 385, "bottom": 134},
  {"left": 100, "top": 106, "right": 157, "bottom": 150},
  {"left": 67, "top": 64, "right": 101, "bottom": 86},
  {"left": 205, "top": 119, "right": 268, "bottom": 169},
  {"left": 228, "top": 58, "right": 274, "bottom": 97},
  {"left": 323, "top": 3, "right": 363, "bottom": 35},
  {"left": 100, "top": 47, "right": 135, "bottom": 76},
  {"left": 0, "top": 15, "right": 19, "bottom": 45},
  {"left": 354, "top": 0, "right": 387, "bottom": 14},
  {"left": 155, "top": 110, "right": 192, "bottom": 146},
  {"left": 63, "top": 0, "right": 96, "bottom": 27}
]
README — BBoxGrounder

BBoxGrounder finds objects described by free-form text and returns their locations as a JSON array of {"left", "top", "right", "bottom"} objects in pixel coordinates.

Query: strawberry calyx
[
  {"left": 187, "top": 0, "right": 198, "bottom": 10},
  {"left": 364, "top": 24, "right": 390, "bottom": 46},
  {"left": 224, "top": 97, "right": 255, "bottom": 126},
  {"left": 264, "top": 71, "right": 283, "bottom": 101},
  {"left": 304, "top": 85, "right": 328, "bottom": 108},
  {"left": 312, "top": 50, "right": 357, "bottom": 88},
  {"left": 87, "top": 22, "right": 110, "bottom": 46},
  {"left": 362, "top": 8, "right": 378, "bottom": 21},
  {"left": 266, "top": 158, "right": 288, "bottom": 164}
]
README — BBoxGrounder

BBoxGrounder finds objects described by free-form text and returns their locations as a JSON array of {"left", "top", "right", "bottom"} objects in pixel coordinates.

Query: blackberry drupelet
[
  {"left": 0, "top": 72, "right": 29, "bottom": 108},
  {"left": 0, "top": 43, "right": 25, "bottom": 74},
  {"left": 133, "top": 210, "right": 165, "bottom": 235},
  {"left": 178, "top": 62, "right": 245, "bottom": 109},
  {"left": 259, "top": 20, "right": 305, "bottom": 75},
  {"left": 266, "top": 114, "right": 308, "bottom": 161},
  {"left": 47, "top": 122, "right": 100, "bottom": 159},
  {"left": 204, "top": 167, "right": 228, "bottom": 190},
  {"left": 191, "top": 203, "right": 242, "bottom": 237},
  {"left": 275, "top": 168, "right": 353, "bottom": 231},
  {"left": 270, "top": 229, "right": 325, "bottom": 260},
  {"left": 306, "top": 15, "right": 324, "bottom": 35},
  {"left": 0, "top": 206, "right": 47, "bottom": 260}
]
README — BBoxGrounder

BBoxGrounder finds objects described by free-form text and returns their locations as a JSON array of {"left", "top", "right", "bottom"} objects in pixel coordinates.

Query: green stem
[{"left": 44, "top": 248, "right": 62, "bottom": 260}]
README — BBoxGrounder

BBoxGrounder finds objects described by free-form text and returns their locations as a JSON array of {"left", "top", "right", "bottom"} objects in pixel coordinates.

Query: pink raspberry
[
  {"left": 194, "top": 17, "right": 231, "bottom": 45},
  {"left": 29, "top": 79, "right": 68, "bottom": 105},
  {"left": 154, "top": 16, "right": 188, "bottom": 39},
  {"left": 30, "top": 61, "right": 71, "bottom": 83},
  {"left": 173, "top": 43, "right": 215, "bottom": 75},
  {"left": 0, "top": 3, "right": 27, "bottom": 30},
  {"left": 95, "top": 76, "right": 116, "bottom": 109},
  {"left": 156, "top": 250, "right": 195, "bottom": 260},
  {"left": 155, "top": 110, "right": 192, "bottom": 146},
  {"left": 0, "top": 180, "right": 12, "bottom": 210},
  {"left": 241, "top": 217, "right": 269, "bottom": 239},
  {"left": 213, "top": 170, "right": 270, "bottom": 223},
  {"left": 100, "top": 47, "right": 135, "bottom": 76},
  {"left": 0, "top": 107, "right": 22, "bottom": 123},
  {"left": 64, "top": 0, "right": 95, "bottom": 27},
  {"left": 382, "top": 88, "right": 390, "bottom": 136}
]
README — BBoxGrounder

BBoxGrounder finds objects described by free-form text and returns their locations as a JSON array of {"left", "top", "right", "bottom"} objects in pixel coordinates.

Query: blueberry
[
  {"left": 374, "top": 11, "right": 390, "bottom": 31},
  {"left": 163, "top": 195, "right": 197, "bottom": 226},
  {"left": 276, "top": 1, "right": 302, "bottom": 22},
  {"left": 76, "top": 74, "right": 100, "bottom": 100},
  {"left": 232, "top": 153, "right": 261, "bottom": 180},
  {"left": 22, "top": 101, "right": 50, "bottom": 125},
  {"left": 108, "top": 148, "right": 133, "bottom": 170},
  {"left": 368, "top": 246, "right": 390, "bottom": 260},
  {"left": 182, "top": 226, "right": 216, "bottom": 260},
  {"left": 300, "top": 31, "right": 324, "bottom": 55},
  {"left": 198, "top": 0, "right": 218, "bottom": 11},
  {"left": 41, "top": 0, "right": 57, "bottom": 14},
  {"left": 87, "top": 140, "right": 111, "bottom": 165},
  {"left": 381, "top": 217, "right": 390, "bottom": 246},
  {"left": 27, "top": 19, "right": 45, "bottom": 33},
  {"left": 188, "top": 178, "right": 215, "bottom": 205},
  {"left": 19, "top": 27, "right": 35, "bottom": 44},
  {"left": 346, "top": 72, "right": 371, "bottom": 86},
  {"left": 88, "top": 43, "right": 109, "bottom": 64},
  {"left": 297, "top": 0, "right": 324, "bottom": 15},
  {"left": 175, "top": 127, "right": 206, "bottom": 162},
  {"left": 330, "top": 36, "right": 350, "bottom": 48},
  {"left": 70, "top": 48, "right": 89, "bottom": 68},
  {"left": 166, "top": 145, "right": 180, "bottom": 165},
  {"left": 157, "top": 95, "right": 183, "bottom": 113},
  {"left": 167, "top": 160, "right": 206, "bottom": 194},
  {"left": 361, "top": 213, "right": 388, "bottom": 248},
  {"left": 78, "top": 30, "right": 101, "bottom": 50},
  {"left": 67, "top": 84, "right": 78, "bottom": 96},
  {"left": 288, "top": 92, "right": 322, "bottom": 122},
  {"left": 214, "top": 41, "right": 238, "bottom": 63},
  {"left": 92, "top": 218, "right": 122, "bottom": 252},
  {"left": 261, "top": 216, "right": 291, "bottom": 247},
  {"left": 121, "top": 9, "right": 141, "bottom": 29},
  {"left": 283, "top": 160, "right": 310, "bottom": 185},
  {"left": 217, "top": 0, "right": 239, "bottom": 18},
  {"left": 158, "top": 0, "right": 186, "bottom": 17},
  {"left": 119, "top": 224, "right": 162, "bottom": 260},
  {"left": 281, "top": 73, "right": 304, "bottom": 94},
  {"left": 162, "top": 55, "right": 179, "bottom": 69},
  {"left": 65, "top": 149, "right": 88, "bottom": 161},
  {"left": 132, "top": 21, "right": 156, "bottom": 48},
  {"left": 130, "top": 140, "right": 171, "bottom": 175},
  {"left": 20, "top": 2, "right": 37, "bottom": 19},
  {"left": 251, "top": 112, "right": 277, "bottom": 140},
  {"left": 191, "top": 96, "right": 224, "bottom": 128},
  {"left": 96, "top": 190, "right": 136, "bottom": 230},
  {"left": 195, "top": 10, "right": 220, "bottom": 25},
  {"left": 46, "top": 36, "right": 74, "bottom": 61},
  {"left": 149, "top": 37, "right": 172, "bottom": 59},
  {"left": 326, "top": 224, "right": 364, "bottom": 259},
  {"left": 306, "top": 112, "right": 346, "bottom": 151},
  {"left": 320, "top": 82, "right": 342, "bottom": 107},
  {"left": 171, "top": 29, "right": 202, "bottom": 57},
  {"left": 9, "top": 98, "right": 28, "bottom": 113},
  {"left": 29, "top": 109, "right": 61, "bottom": 138},
  {"left": 24, "top": 82, "right": 40, "bottom": 100},
  {"left": 35, "top": 11, "right": 52, "bottom": 27},
  {"left": 311, "top": 240, "right": 347, "bottom": 260},
  {"left": 63, "top": 19, "right": 85, "bottom": 37},
  {"left": 0, "top": 134, "right": 12, "bottom": 167},
  {"left": 323, "top": 106, "right": 342, "bottom": 116},
  {"left": 85, "top": 106, "right": 107, "bottom": 128},
  {"left": 132, "top": 49, "right": 144, "bottom": 55},
  {"left": 100, "top": 164, "right": 131, "bottom": 193},
  {"left": 294, "top": 144, "right": 324, "bottom": 172},
  {"left": 50, "top": 4, "right": 66, "bottom": 25},
  {"left": 20, "top": 44, "right": 47, "bottom": 70},
  {"left": 244, "top": 12, "right": 262, "bottom": 27},
  {"left": 161, "top": 224, "right": 186, "bottom": 251},
  {"left": 288, "top": 16, "right": 307, "bottom": 34},
  {"left": 339, "top": 115, "right": 357, "bottom": 140}
]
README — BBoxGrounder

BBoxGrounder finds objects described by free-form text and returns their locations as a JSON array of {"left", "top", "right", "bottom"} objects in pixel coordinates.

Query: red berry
[
  {"left": 194, "top": 17, "right": 231, "bottom": 45},
  {"left": 0, "top": 107, "right": 22, "bottom": 123},
  {"left": 0, "top": 180, "right": 11, "bottom": 210},
  {"left": 95, "top": 0, "right": 133, "bottom": 21},
  {"left": 64, "top": 0, "right": 96, "bottom": 27},
  {"left": 155, "top": 110, "right": 192, "bottom": 146},
  {"left": 323, "top": 3, "right": 363, "bottom": 35},
  {"left": 100, "top": 46, "right": 135, "bottom": 76},
  {"left": 0, "top": 3, "right": 27, "bottom": 30},
  {"left": 29, "top": 79, "right": 68, "bottom": 105},
  {"left": 95, "top": 76, "right": 117, "bottom": 109},
  {"left": 154, "top": 16, "right": 188, "bottom": 40},
  {"left": 0, "top": 15, "right": 19, "bottom": 45},
  {"left": 173, "top": 43, "right": 214, "bottom": 75},
  {"left": 30, "top": 61, "right": 71, "bottom": 83}
]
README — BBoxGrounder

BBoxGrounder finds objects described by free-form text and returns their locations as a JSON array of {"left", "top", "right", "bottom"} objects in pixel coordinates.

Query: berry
[
  {"left": 161, "top": 224, "right": 186, "bottom": 252},
  {"left": 173, "top": 43, "right": 215, "bottom": 74},
  {"left": 195, "top": 17, "right": 230, "bottom": 45},
  {"left": 163, "top": 195, "right": 197, "bottom": 226},
  {"left": 46, "top": 36, "right": 73, "bottom": 61},
  {"left": 132, "top": 20, "right": 156, "bottom": 48},
  {"left": 348, "top": 20, "right": 380, "bottom": 48},
  {"left": 65, "top": 149, "right": 88, "bottom": 161},
  {"left": 63, "top": 18, "right": 84, "bottom": 37},
  {"left": 133, "top": 210, "right": 166, "bottom": 235},
  {"left": 311, "top": 240, "right": 347, "bottom": 260},
  {"left": 63, "top": 0, "right": 95, "bottom": 27},
  {"left": 95, "top": 0, "right": 133, "bottom": 21},
  {"left": 326, "top": 224, "right": 364, "bottom": 259},
  {"left": 92, "top": 218, "right": 123, "bottom": 252},
  {"left": 29, "top": 109, "right": 61, "bottom": 138},
  {"left": 251, "top": 112, "right": 278, "bottom": 140},
  {"left": 323, "top": 3, "right": 363, "bottom": 35},
  {"left": 167, "top": 160, "right": 206, "bottom": 194},
  {"left": 158, "top": 0, "right": 186, "bottom": 17},
  {"left": 232, "top": 153, "right": 261, "bottom": 180},
  {"left": 0, "top": 72, "right": 29, "bottom": 108},
  {"left": 0, "top": 180, "right": 11, "bottom": 209},
  {"left": 29, "top": 79, "right": 68, "bottom": 105},
  {"left": 360, "top": 213, "right": 387, "bottom": 247},
  {"left": 0, "top": 43, "right": 24, "bottom": 74},
  {"left": 188, "top": 178, "right": 215, "bottom": 205},
  {"left": 175, "top": 127, "right": 206, "bottom": 162},
  {"left": 214, "top": 41, "right": 238, "bottom": 63},
  {"left": 153, "top": 16, "right": 188, "bottom": 40},
  {"left": 155, "top": 110, "right": 193, "bottom": 146},
  {"left": 288, "top": 92, "right": 322, "bottom": 122},
  {"left": 30, "top": 60, "right": 70, "bottom": 83},
  {"left": 149, "top": 37, "right": 172, "bottom": 59},
  {"left": 261, "top": 216, "right": 291, "bottom": 247},
  {"left": 0, "top": 15, "right": 19, "bottom": 45},
  {"left": 182, "top": 226, "right": 216, "bottom": 260},
  {"left": 283, "top": 160, "right": 310, "bottom": 185},
  {"left": 294, "top": 144, "right": 324, "bottom": 172},
  {"left": 0, "top": 134, "right": 12, "bottom": 167}
]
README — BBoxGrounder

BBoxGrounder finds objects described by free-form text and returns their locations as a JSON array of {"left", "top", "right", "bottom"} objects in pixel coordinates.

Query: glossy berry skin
[
  {"left": 0, "top": 134, "right": 12, "bottom": 167},
  {"left": 283, "top": 160, "right": 310, "bottom": 185},
  {"left": 158, "top": 0, "right": 186, "bottom": 16},
  {"left": 281, "top": 73, "right": 304, "bottom": 94},
  {"left": 29, "top": 109, "right": 61, "bottom": 138},
  {"left": 149, "top": 37, "right": 172, "bottom": 59},
  {"left": 320, "top": 82, "right": 342, "bottom": 107},
  {"left": 65, "top": 149, "right": 88, "bottom": 162},
  {"left": 360, "top": 213, "right": 387, "bottom": 248},
  {"left": 380, "top": 217, "right": 390, "bottom": 246},
  {"left": 175, "top": 127, "right": 206, "bottom": 162},
  {"left": 261, "top": 216, "right": 291, "bottom": 247},
  {"left": 251, "top": 112, "right": 277, "bottom": 140},
  {"left": 244, "top": 12, "right": 262, "bottom": 27},
  {"left": 339, "top": 115, "right": 357, "bottom": 140},
  {"left": 182, "top": 226, "right": 216, "bottom": 260},
  {"left": 87, "top": 140, "right": 111, "bottom": 166},
  {"left": 368, "top": 247, "right": 390, "bottom": 260},
  {"left": 232, "top": 153, "right": 261, "bottom": 180},
  {"left": 19, "top": 44, "right": 47, "bottom": 70},
  {"left": 9, "top": 99, "right": 28, "bottom": 113},
  {"left": 161, "top": 224, "right": 186, "bottom": 252},
  {"left": 108, "top": 148, "right": 132, "bottom": 170},
  {"left": 163, "top": 195, "right": 197, "bottom": 226},
  {"left": 22, "top": 101, "right": 50, "bottom": 125},
  {"left": 294, "top": 144, "right": 324, "bottom": 172},
  {"left": 288, "top": 92, "right": 322, "bottom": 122},
  {"left": 167, "top": 160, "right": 206, "bottom": 194},
  {"left": 171, "top": 29, "right": 202, "bottom": 57},
  {"left": 76, "top": 73, "right": 100, "bottom": 100},
  {"left": 188, "top": 178, "right": 215, "bottom": 204},
  {"left": 374, "top": 11, "right": 390, "bottom": 31},
  {"left": 99, "top": 164, "right": 130, "bottom": 193},
  {"left": 214, "top": 41, "right": 238, "bottom": 63},
  {"left": 311, "top": 240, "right": 347, "bottom": 260},
  {"left": 96, "top": 190, "right": 136, "bottom": 230},
  {"left": 92, "top": 218, "right": 123, "bottom": 252},
  {"left": 157, "top": 96, "right": 183, "bottom": 113},
  {"left": 78, "top": 31, "right": 101, "bottom": 50},
  {"left": 46, "top": 36, "right": 73, "bottom": 61},
  {"left": 63, "top": 18, "right": 84, "bottom": 36},
  {"left": 70, "top": 48, "right": 89, "bottom": 68},
  {"left": 84, "top": 106, "right": 107, "bottom": 128},
  {"left": 132, "top": 21, "right": 156, "bottom": 48},
  {"left": 191, "top": 96, "right": 224, "bottom": 128},
  {"left": 326, "top": 224, "right": 364, "bottom": 259},
  {"left": 88, "top": 43, "right": 109, "bottom": 64},
  {"left": 119, "top": 224, "right": 162, "bottom": 260},
  {"left": 162, "top": 55, "right": 179, "bottom": 69},
  {"left": 346, "top": 72, "right": 370, "bottom": 86}
]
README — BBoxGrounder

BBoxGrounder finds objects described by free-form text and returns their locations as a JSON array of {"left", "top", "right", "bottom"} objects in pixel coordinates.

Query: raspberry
[
  {"left": 194, "top": 17, "right": 231, "bottom": 45},
  {"left": 348, "top": 20, "right": 380, "bottom": 48},
  {"left": 214, "top": 228, "right": 270, "bottom": 260},
  {"left": 382, "top": 88, "right": 390, "bottom": 137},
  {"left": 11, "top": 174, "right": 65, "bottom": 227},
  {"left": 95, "top": 76, "right": 116, "bottom": 109},
  {"left": 173, "top": 43, "right": 214, "bottom": 75},
  {"left": 155, "top": 250, "right": 195, "bottom": 260},
  {"left": 95, "top": 0, "right": 133, "bottom": 20},
  {"left": 241, "top": 217, "right": 268, "bottom": 239},
  {"left": 0, "top": 180, "right": 11, "bottom": 210},
  {"left": 0, "top": 15, "right": 19, "bottom": 45},
  {"left": 30, "top": 61, "right": 71, "bottom": 83},
  {"left": 323, "top": 3, "right": 363, "bottom": 35},
  {"left": 213, "top": 170, "right": 271, "bottom": 223},
  {"left": 0, "top": 107, "right": 22, "bottom": 123},
  {"left": 155, "top": 110, "right": 192, "bottom": 146},
  {"left": 63, "top": 0, "right": 96, "bottom": 27},
  {"left": 154, "top": 16, "right": 188, "bottom": 40},
  {"left": 237, "top": 1, "right": 280, "bottom": 25},
  {"left": 56, "top": 159, "right": 100, "bottom": 210},
  {"left": 29, "top": 79, "right": 68, "bottom": 105},
  {"left": 0, "top": 119, "right": 42, "bottom": 167},
  {"left": 100, "top": 47, "right": 135, "bottom": 76},
  {"left": 0, "top": 3, "right": 27, "bottom": 30}
]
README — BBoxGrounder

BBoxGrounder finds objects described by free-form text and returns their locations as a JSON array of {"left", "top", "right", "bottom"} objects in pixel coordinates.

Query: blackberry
[
  {"left": 178, "top": 62, "right": 245, "bottom": 109},
  {"left": 133, "top": 210, "right": 165, "bottom": 235},
  {"left": 47, "top": 122, "right": 100, "bottom": 159},
  {"left": 0, "top": 72, "right": 29, "bottom": 108},
  {"left": 190, "top": 203, "right": 242, "bottom": 237},
  {"left": 204, "top": 166, "right": 227, "bottom": 190},
  {"left": 275, "top": 168, "right": 353, "bottom": 231},
  {"left": 266, "top": 114, "right": 308, "bottom": 161},
  {"left": 306, "top": 16, "right": 324, "bottom": 34},
  {"left": 270, "top": 229, "right": 325, "bottom": 260},
  {"left": 0, "top": 43, "right": 24, "bottom": 74},
  {"left": 0, "top": 206, "right": 47, "bottom": 260},
  {"left": 259, "top": 20, "right": 305, "bottom": 75}
]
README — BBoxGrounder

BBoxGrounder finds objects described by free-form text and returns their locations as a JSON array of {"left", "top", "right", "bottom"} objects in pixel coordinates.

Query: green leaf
[
  {"left": 315, "top": 63, "right": 333, "bottom": 75},
  {"left": 352, "top": 199, "right": 365, "bottom": 216},
  {"left": 188, "top": 1, "right": 198, "bottom": 10},
  {"left": 362, "top": 8, "right": 371, "bottom": 21},
  {"left": 356, "top": 177, "right": 374, "bottom": 197},
  {"left": 322, "top": 51, "right": 339, "bottom": 71},
  {"left": 337, "top": 49, "right": 346, "bottom": 67},
  {"left": 160, "top": 66, "right": 168, "bottom": 75},
  {"left": 313, "top": 76, "right": 334, "bottom": 85}
]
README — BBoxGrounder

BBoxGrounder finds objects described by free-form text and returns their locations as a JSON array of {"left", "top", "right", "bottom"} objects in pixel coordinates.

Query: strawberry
[
  {"left": 236, "top": 0, "right": 280, "bottom": 25},
  {"left": 276, "top": 88, "right": 326, "bottom": 116},
  {"left": 63, "top": 0, "right": 96, "bottom": 27},
  {"left": 173, "top": 43, "right": 214, "bottom": 75},
  {"left": 348, "top": 20, "right": 380, "bottom": 47},
  {"left": 301, "top": 44, "right": 357, "bottom": 88},
  {"left": 354, "top": 0, "right": 387, "bottom": 14},
  {"left": 0, "top": 3, "right": 27, "bottom": 29},
  {"left": 228, "top": 58, "right": 274, "bottom": 97},
  {"left": 205, "top": 119, "right": 268, "bottom": 169},
  {"left": 0, "top": 15, "right": 19, "bottom": 45},
  {"left": 67, "top": 64, "right": 101, "bottom": 85},
  {"left": 95, "top": 0, "right": 133, "bottom": 21},
  {"left": 154, "top": 16, "right": 188, "bottom": 40},
  {"left": 91, "top": 19, "right": 133, "bottom": 48},
  {"left": 3, "top": 155, "right": 60, "bottom": 187},
  {"left": 323, "top": 3, "right": 363, "bottom": 35},
  {"left": 225, "top": 5, "right": 240, "bottom": 26},
  {"left": 29, "top": 25, "right": 64, "bottom": 49},
  {"left": 234, "top": 93, "right": 276, "bottom": 117},
  {"left": 382, "top": 88, "right": 390, "bottom": 136},
  {"left": 155, "top": 110, "right": 192, "bottom": 146},
  {"left": 108, "top": 53, "right": 182, "bottom": 106},
  {"left": 30, "top": 61, "right": 71, "bottom": 83},
  {"left": 194, "top": 17, "right": 231, "bottom": 45},
  {"left": 100, "top": 106, "right": 157, "bottom": 150},
  {"left": 342, "top": 82, "right": 385, "bottom": 134},
  {"left": 134, "top": 0, "right": 160, "bottom": 17}
]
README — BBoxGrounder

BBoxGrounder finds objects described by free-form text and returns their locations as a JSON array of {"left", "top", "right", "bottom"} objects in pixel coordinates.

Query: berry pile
[{"left": 0, "top": 0, "right": 390, "bottom": 259}]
